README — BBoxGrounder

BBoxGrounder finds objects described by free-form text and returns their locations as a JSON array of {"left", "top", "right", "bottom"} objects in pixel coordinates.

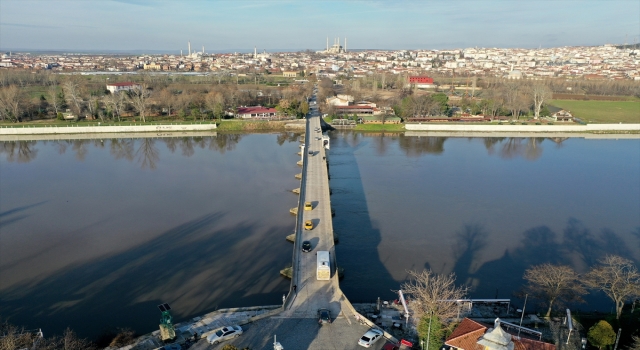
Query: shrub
[{"left": 587, "top": 320, "right": 616, "bottom": 349}]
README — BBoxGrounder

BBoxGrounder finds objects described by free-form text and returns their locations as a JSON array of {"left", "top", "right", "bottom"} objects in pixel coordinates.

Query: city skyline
[{"left": 1, "top": 0, "right": 639, "bottom": 53}]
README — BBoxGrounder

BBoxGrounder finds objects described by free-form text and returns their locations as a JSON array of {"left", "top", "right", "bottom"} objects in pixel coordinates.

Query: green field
[
  {"left": 354, "top": 123, "right": 405, "bottom": 131},
  {"left": 549, "top": 99, "right": 640, "bottom": 123}
]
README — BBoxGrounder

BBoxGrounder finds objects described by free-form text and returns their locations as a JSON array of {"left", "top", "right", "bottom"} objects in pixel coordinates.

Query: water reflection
[
  {"left": 329, "top": 131, "right": 640, "bottom": 312},
  {"left": 0, "top": 141, "right": 39, "bottom": 162},
  {"left": 399, "top": 135, "right": 448, "bottom": 156},
  {"left": 0, "top": 134, "right": 258, "bottom": 167},
  {"left": 136, "top": 139, "right": 159, "bottom": 169},
  {"left": 393, "top": 134, "right": 568, "bottom": 160},
  {"left": 0, "top": 132, "right": 302, "bottom": 338}
]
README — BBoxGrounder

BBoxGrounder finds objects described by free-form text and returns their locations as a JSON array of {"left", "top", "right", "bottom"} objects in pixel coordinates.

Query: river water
[{"left": 1, "top": 132, "right": 639, "bottom": 339}]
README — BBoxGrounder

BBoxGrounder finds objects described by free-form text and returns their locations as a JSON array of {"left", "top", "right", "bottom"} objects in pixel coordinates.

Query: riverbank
[
  {"left": 2, "top": 120, "right": 638, "bottom": 136},
  {"left": 405, "top": 123, "right": 640, "bottom": 133},
  {"left": 0, "top": 122, "right": 216, "bottom": 135}
]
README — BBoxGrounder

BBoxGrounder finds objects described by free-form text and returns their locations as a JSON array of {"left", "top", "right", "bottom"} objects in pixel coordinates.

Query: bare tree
[
  {"left": 532, "top": 84, "right": 552, "bottom": 119},
  {"left": 62, "top": 79, "right": 83, "bottom": 116},
  {"left": 104, "top": 92, "right": 126, "bottom": 122},
  {"left": 47, "top": 84, "right": 62, "bottom": 115},
  {"left": 128, "top": 83, "right": 151, "bottom": 122},
  {"left": 400, "top": 269, "right": 468, "bottom": 324},
  {"left": 503, "top": 82, "right": 524, "bottom": 119},
  {"left": 628, "top": 335, "right": 640, "bottom": 350},
  {"left": 584, "top": 255, "right": 640, "bottom": 319},
  {"left": 523, "top": 264, "right": 587, "bottom": 317},
  {"left": 0, "top": 85, "right": 24, "bottom": 122},
  {"left": 158, "top": 88, "right": 176, "bottom": 117}
]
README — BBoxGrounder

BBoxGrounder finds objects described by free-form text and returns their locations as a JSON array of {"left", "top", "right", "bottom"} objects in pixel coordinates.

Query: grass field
[
  {"left": 354, "top": 123, "right": 405, "bottom": 131},
  {"left": 549, "top": 99, "right": 640, "bottom": 123}
]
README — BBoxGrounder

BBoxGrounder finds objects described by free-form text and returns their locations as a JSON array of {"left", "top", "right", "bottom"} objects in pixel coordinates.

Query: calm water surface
[
  {"left": 329, "top": 132, "right": 640, "bottom": 310},
  {"left": 1, "top": 132, "right": 639, "bottom": 339},
  {"left": 0, "top": 133, "right": 301, "bottom": 338}
]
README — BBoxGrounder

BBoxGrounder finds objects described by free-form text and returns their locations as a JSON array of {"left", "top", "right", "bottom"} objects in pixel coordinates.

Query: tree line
[
  {"left": 0, "top": 70, "right": 313, "bottom": 123},
  {"left": 402, "top": 254, "right": 640, "bottom": 349}
]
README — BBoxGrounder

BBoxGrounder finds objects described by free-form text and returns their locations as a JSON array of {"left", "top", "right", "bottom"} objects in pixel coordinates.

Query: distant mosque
[
  {"left": 323, "top": 37, "right": 347, "bottom": 54},
  {"left": 181, "top": 40, "right": 206, "bottom": 58}
]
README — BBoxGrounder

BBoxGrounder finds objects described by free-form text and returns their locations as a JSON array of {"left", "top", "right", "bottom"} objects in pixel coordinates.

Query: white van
[{"left": 317, "top": 251, "right": 330, "bottom": 280}]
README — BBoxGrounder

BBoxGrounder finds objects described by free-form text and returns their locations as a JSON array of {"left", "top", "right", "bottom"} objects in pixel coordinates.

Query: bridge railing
[{"left": 284, "top": 117, "right": 310, "bottom": 310}]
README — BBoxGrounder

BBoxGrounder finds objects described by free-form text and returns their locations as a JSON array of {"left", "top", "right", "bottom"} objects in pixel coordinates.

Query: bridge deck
[{"left": 282, "top": 103, "right": 356, "bottom": 322}]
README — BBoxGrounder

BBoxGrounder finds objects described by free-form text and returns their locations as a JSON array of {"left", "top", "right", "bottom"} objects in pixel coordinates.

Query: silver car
[
  {"left": 206, "top": 325, "right": 243, "bottom": 345},
  {"left": 358, "top": 328, "right": 383, "bottom": 348}
]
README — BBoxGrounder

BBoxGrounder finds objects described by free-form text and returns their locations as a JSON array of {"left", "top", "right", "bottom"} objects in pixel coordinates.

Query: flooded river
[{"left": 1, "top": 132, "right": 638, "bottom": 338}]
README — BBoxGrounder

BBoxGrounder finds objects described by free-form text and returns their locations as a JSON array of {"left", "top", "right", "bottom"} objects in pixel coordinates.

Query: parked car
[
  {"left": 317, "top": 308, "right": 332, "bottom": 324},
  {"left": 206, "top": 325, "right": 242, "bottom": 345},
  {"left": 358, "top": 329, "right": 384, "bottom": 348},
  {"left": 302, "top": 240, "right": 312, "bottom": 252}
]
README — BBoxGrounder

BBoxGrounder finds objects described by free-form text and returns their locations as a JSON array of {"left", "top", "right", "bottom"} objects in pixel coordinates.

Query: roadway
[
  {"left": 282, "top": 89, "right": 351, "bottom": 320},
  {"left": 196, "top": 87, "right": 389, "bottom": 350}
]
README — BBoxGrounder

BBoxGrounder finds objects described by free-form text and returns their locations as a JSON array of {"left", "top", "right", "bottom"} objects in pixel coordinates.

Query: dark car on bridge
[{"left": 317, "top": 308, "right": 332, "bottom": 324}]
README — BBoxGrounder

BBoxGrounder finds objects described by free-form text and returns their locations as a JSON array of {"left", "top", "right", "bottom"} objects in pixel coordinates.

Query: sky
[{"left": 1, "top": 0, "right": 639, "bottom": 53}]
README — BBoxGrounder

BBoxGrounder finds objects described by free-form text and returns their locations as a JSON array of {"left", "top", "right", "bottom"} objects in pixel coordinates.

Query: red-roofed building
[
  {"left": 106, "top": 82, "right": 141, "bottom": 94},
  {"left": 236, "top": 106, "right": 278, "bottom": 119},
  {"left": 445, "top": 318, "right": 556, "bottom": 350},
  {"left": 409, "top": 76, "right": 434, "bottom": 84}
]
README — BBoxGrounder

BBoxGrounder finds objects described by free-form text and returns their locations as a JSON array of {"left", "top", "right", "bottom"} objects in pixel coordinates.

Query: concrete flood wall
[
  {"left": 405, "top": 123, "right": 640, "bottom": 133},
  {"left": 0, "top": 123, "right": 217, "bottom": 135},
  {"left": 404, "top": 131, "right": 640, "bottom": 139},
  {"left": 0, "top": 131, "right": 218, "bottom": 141}
]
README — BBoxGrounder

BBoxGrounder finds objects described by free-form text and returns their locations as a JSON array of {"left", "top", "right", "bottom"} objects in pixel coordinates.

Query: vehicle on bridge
[
  {"left": 302, "top": 240, "right": 312, "bottom": 252},
  {"left": 358, "top": 329, "right": 383, "bottom": 348},
  {"left": 317, "top": 251, "right": 330, "bottom": 280},
  {"left": 304, "top": 202, "right": 313, "bottom": 210},
  {"left": 304, "top": 220, "right": 314, "bottom": 230},
  {"left": 206, "top": 325, "right": 243, "bottom": 345},
  {"left": 317, "top": 308, "right": 332, "bottom": 324}
]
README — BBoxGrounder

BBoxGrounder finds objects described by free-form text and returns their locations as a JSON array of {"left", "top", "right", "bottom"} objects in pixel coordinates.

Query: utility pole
[
  {"left": 426, "top": 312, "right": 433, "bottom": 350},
  {"left": 613, "top": 328, "right": 622, "bottom": 350},
  {"left": 518, "top": 294, "right": 528, "bottom": 337}
]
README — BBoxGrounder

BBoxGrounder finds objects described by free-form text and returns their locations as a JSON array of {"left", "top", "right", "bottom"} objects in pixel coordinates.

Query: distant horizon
[
  {"left": 1, "top": 41, "right": 634, "bottom": 56},
  {"left": 2, "top": 1, "right": 638, "bottom": 52}
]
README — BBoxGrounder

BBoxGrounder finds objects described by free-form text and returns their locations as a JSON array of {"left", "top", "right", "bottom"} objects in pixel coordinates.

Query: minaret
[
  {"left": 345, "top": 38, "right": 347, "bottom": 52},
  {"left": 202, "top": 46, "right": 204, "bottom": 54},
  {"left": 188, "top": 41, "right": 191, "bottom": 56},
  {"left": 180, "top": 50, "right": 183, "bottom": 57},
  {"left": 254, "top": 46, "right": 257, "bottom": 58},
  {"left": 326, "top": 37, "right": 329, "bottom": 51}
]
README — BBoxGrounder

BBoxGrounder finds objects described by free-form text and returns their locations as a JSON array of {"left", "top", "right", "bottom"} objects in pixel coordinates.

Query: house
[
  {"left": 106, "top": 82, "right": 141, "bottom": 94},
  {"left": 445, "top": 318, "right": 556, "bottom": 350},
  {"left": 335, "top": 105, "right": 375, "bottom": 117},
  {"left": 326, "top": 94, "right": 353, "bottom": 106},
  {"left": 235, "top": 106, "right": 278, "bottom": 119},
  {"left": 550, "top": 110, "right": 573, "bottom": 122},
  {"left": 283, "top": 71, "right": 298, "bottom": 77}
]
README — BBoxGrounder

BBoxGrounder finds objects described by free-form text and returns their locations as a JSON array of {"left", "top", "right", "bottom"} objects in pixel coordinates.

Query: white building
[{"left": 106, "top": 82, "right": 141, "bottom": 94}]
